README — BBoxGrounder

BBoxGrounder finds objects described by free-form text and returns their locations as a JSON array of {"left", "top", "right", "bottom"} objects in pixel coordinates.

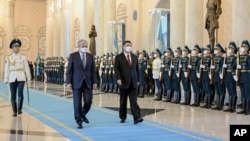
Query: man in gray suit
[
  {"left": 114, "top": 40, "right": 143, "bottom": 124},
  {"left": 66, "top": 39, "right": 97, "bottom": 129}
]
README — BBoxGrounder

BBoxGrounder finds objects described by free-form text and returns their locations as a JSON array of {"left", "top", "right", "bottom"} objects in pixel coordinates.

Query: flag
[
  {"left": 114, "top": 30, "right": 119, "bottom": 54},
  {"left": 36, "top": 50, "right": 41, "bottom": 76},
  {"left": 156, "top": 15, "right": 167, "bottom": 53}
]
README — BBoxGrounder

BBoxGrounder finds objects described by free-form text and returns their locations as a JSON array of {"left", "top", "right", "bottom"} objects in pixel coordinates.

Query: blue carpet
[{"left": 0, "top": 82, "right": 222, "bottom": 141}]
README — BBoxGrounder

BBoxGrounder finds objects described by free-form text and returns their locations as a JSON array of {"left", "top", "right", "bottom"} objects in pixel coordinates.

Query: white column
[
  {"left": 103, "top": 0, "right": 116, "bottom": 54},
  {"left": 170, "top": 0, "right": 185, "bottom": 49},
  {"left": 185, "top": 0, "right": 204, "bottom": 47},
  {"left": 6, "top": 0, "right": 15, "bottom": 55},
  {"left": 94, "top": 0, "right": 104, "bottom": 55},
  {"left": 46, "top": 0, "right": 53, "bottom": 57},
  {"left": 232, "top": 0, "right": 250, "bottom": 44},
  {"left": 53, "top": 0, "right": 62, "bottom": 56}
]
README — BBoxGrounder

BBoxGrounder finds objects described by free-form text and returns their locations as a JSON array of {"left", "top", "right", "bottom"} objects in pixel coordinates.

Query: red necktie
[{"left": 127, "top": 54, "right": 131, "bottom": 67}]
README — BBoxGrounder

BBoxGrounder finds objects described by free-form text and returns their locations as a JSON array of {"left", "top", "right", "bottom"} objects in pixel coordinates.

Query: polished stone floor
[{"left": 0, "top": 80, "right": 249, "bottom": 141}]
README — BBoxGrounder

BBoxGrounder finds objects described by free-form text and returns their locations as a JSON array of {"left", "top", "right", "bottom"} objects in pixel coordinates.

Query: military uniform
[
  {"left": 200, "top": 45, "right": 212, "bottom": 108},
  {"left": 171, "top": 47, "right": 182, "bottom": 103},
  {"left": 180, "top": 46, "right": 191, "bottom": 105},
  {"left": 189, "top": 45, "right": 201, "bottom": 106},
  {"left": 237, "top": 40, "right": 250, "bottom": 115},
  {"left": 138, "top": 51, "right": 147, "bottom": 98},
  {"left": 147, "top": 54, "right": 155, "bottom": 94},
  {"left": 224, "top": 42, "right": 237, "bottom": 112},
  {"left": 211, "top": 43, "right": 225, "bottom": 110},
  {"left": 153, "top": 49, "right": 162, "bottom": 100},
  {"left": 162, "top": 49, "right": 172, "bottom": 102},
  {"left": 4, "top": 39, "right": 31, "bottom": 116}
]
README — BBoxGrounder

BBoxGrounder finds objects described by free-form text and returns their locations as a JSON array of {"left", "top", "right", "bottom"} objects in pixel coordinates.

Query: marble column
[
  {"left": 53, "top": 0, "right": 62, "bottom": 56},
  {"left": 94, "top": 0, "right": 104, "bottom": 55},
  {"left": 185, "top": 0, "right": 204, "bottom": 48},
  {"left": 60, "top": 0, "right": 71, "bottom": 57},
  {"left": 103, "top": 0, "right": 116, "bottom": 54},
  {"left": 232, "top": 0, "right": 250, "bottom": 45},
  {"left": 6, "top": 0, "right": 15, "bottom": 55},
  {"left": 46, "top": 0, "right": 54, "bottom": 57},
  {"left": 170, "top": 0, "right": 185, "bottom": 49}
]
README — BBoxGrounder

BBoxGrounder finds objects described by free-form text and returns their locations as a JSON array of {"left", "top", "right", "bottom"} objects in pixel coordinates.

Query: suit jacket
[
  {"left": 66, "top": 52, "right": 97, "bottom": 89},
  {"left": 114, "top": 52, "right": 139, "bottom": 89}
]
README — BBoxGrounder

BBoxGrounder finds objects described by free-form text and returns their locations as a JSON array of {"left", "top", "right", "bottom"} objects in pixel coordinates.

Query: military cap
[
  {"left": 215, "top": 43, "right": 226, "bottom": 53},
  {"left": 142, "top": 50, "right": 147, "bottom": 57},
  {"left": 193, "top": 44, "right": 201, "bottom": 53},
  {"left": 228, "top": 41, "right": 238, "bottom": 52},
  {"left": 183, "top": 45, "right": 191, "bottom": 53},
  {"left": 175, "top": 46, "right": 182, "bottom": 53},
  {"left": 205, "top": 44, "right": 212, "bottom": 51},
  {"left": 106, "top": 53, "right": 110, "bottom": 57},
  {"left": 10, "top": 39, "right": 21, "bottom": 48},
  {"left": 165, "top": 47, "right": 173, "bottom": 54},
  {"left": 155, "top": 49, "right": 162, "bottom": 57},
  {"left": 241, "top": 40, "right": 250, "bottom": 49}
]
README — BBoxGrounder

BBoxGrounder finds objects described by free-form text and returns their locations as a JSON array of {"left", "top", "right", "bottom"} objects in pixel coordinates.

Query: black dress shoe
[
  {"left": 120, "top": 119, "right": 125, "bottom": 123},
  {"left": 13, "top": 113, "right": 17, "bottom": 117},
  {"left": 82, "top": 116, "right": 89, "bottom": 124},
  {"left": 18, "top": 110, "right": 22, "bottom": 114},
  {"left": 76, "top": 121, "right": 83, "bottom": 129},
  {"left": 134, "top": 118, "right": 143, "bottom": 124}
]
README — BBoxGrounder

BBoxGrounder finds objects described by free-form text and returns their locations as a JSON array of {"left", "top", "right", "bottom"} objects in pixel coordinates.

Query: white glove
[
  {"left": 219, "top": 74, "right": 223, "bottom": 79},
  {"left": 161, "top": 64, "right": 165, "bottom": 67},
  {"left": 233, "top": 75, "right": 238, "bottom": 81},
  {"left": 184, "top": 72, "right": 188, "bottom": 77},
  {"left": 159, "top": 72, "right": 162, "bottom": 79},
  {"left": 237, "top": 65, "right": 241, "bottom": 69},
  {"left": 171, "top": 65, "right": 174, "bottom": 68},
  {"left": 223, "top": 64, "right": 227, "bottom": 68},
  {"left": 147, "top": 65, "right": 150, "bottom": 68},
  {"left": 200, "top": 65, "right": 205, "bottom": 68},
  {"left": 188, "top": 65, "right": 192, "bottom": 69},
  {"left": 196, "top": 73, "right": 200, "bottom": 78},
  {"left": 209, "top": 74, "right": 211, "bottom": 79},
  {"left": 113, "top": 71, "right": 115, "bottom": 74},
  {"left": 179, "top": 64, "right": 182, "bottom": 68},
  {"left": 99, "top": 70, "right": 102, "bottom": 75},
  {"left": 211, "top": 65, "right": 215, "bottom": 69},
  {"left": 145, "top": 70, "right": 148, "bottom": 74},
  {"left": 111, "top": 65, "right": 113, "bottom": 67},
  {"left": 176, "top": 73, "right": 179, "bottom": 78}
]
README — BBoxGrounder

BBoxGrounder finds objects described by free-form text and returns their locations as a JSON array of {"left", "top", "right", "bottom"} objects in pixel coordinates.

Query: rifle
[
  {"left": 209, "top": 55, "right": 215, "bottom": 84},
  {"left": 198, "top": 56, "right": 203, "bottom": 83},
  {"left": 220, "top": 48, "right": 227, "bottom": 84},
  {"left": 187, "top": 54, "right": 191, "bottom": 81},
  {"left": 178, "top": 56, "right": 182, "bottom": 82},
  {"left": 236, "top": 47, "right": 241, "bottom": 86}
]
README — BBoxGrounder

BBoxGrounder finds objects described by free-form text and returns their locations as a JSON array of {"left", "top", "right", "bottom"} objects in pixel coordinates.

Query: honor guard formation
[{"left": 23, "top": 40, "right": 250, "bottom": 115}]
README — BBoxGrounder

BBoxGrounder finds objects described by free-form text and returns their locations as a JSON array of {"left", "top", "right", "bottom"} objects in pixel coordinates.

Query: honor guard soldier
[
  {"left": 100, "top": 54, "right": 108, "bottom": 92},
  {"left": 211, "top": 43, "right": 226, "bottom": 110},
  {"left": 108, "top": 53, "right": 114, "bottom": 93},
  {"left": 147, "top": 53, "right": 155, "bottom": 94},
  {"left": 4, "top": 39, "right": 31, "bottom": 116},
  {"left": 171, "top": 47, "right": 182, "bottom": 103},
  {"left": 162, "top": 48, "right": 173, "bottom": 102},
  {"left": 112, "top": 53, "right": 119, "bottom": 93},
  {"left": 180, "top": 46, "right": 191, "bottom": 105},
  {"left": 223, "top": 41, "right": 238, "bottom": 112},
  {"left": 237, "top": 40, "right": 250, "bottom": 115},
  {"left": 188, "top": 45, "right": 201, "bottom": 106},
  {"left": 200, "top": 44, "right": 213, "bottom": 108},
  {"left": 153, "top": 49, "right": 163, "bottom": 100},
  {"left": 138, "top": 51, "right": 147, "bottom": 98},
  {"left": 95, "top": 56, "right": 101, "bottom": 88}
]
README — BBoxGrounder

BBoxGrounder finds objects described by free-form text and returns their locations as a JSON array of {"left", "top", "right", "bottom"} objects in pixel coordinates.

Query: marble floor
[{"left": 0, "top": 80, "right": 249, "bottom": 141}]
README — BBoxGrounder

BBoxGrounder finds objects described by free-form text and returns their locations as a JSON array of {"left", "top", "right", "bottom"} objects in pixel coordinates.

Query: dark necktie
[
  {"left": 127, "top": 54, "right": 131, "bottom": 67},
  {"left": 82, "top": 54, "right": 85, "bottom": 68}
]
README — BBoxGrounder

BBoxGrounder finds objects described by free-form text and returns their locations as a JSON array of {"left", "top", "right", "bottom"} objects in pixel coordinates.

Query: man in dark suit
[
  {"left": 66, "top": 39, "right": 97, "bottom": 129},
  {"left": 114, "top": 40, "right": 143, "bottom": 124}
]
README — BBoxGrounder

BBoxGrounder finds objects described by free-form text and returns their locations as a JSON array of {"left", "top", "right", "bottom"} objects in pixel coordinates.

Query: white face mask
[
  {"left": 80, "top": 48, "right": 88, "bottom": 53},
  {"left": 182, "top": 52, "right": 186, "bottom": 55},
  {"left": 240, "top": 48, "right": 245, "bottom": 54},
  {"left": 214, "top": 50, "right": 218, "bottom": 55},
  {"left": 174, "top": 52, "right": 178, "bottom": 56},
  {"left": 165, "top": 53, "right": 169, "bottom": 56},
  {"left": 153, "top": 54, "right": 157, "bottom": 58},
  {"left": 192, "top": 51, "right": 197, "bottom": 55},
  {"left": 204, "top": 50, "right": 208, "bottom": 55},
  {"left": 124, "top": 46, "right": 132, "bottom": 53},
  {"left": 227, "top": 49, "right": 232, "bottom": 54}
]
